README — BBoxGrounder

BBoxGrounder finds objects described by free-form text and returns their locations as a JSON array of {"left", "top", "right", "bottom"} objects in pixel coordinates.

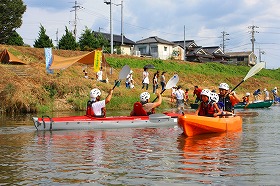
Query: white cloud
[{"left": 17, "top": 0, "right": 280, "bottom": 69}]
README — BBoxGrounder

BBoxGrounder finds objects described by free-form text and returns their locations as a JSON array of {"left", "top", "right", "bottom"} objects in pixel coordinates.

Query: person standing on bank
[
  {"left": 193, "top": 85, "right": 202, "bottom": 103},
  {"left": 153, "top": 71, "right": 159, "bottom": 94},
  {"left": 160, "top": 71, "right": 166, "bottom": 91},
  {"left": 174, "top": 85, "right": 186, "bottom": 112},
  {"left": 142, "top": 67, "right": 149, "bottom": 90}
]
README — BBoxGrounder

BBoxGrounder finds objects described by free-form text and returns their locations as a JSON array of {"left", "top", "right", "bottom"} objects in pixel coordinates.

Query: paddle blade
[
  {"left": 165, "top": 74, "right": 179, "bottom": 89},
  {"left": 118, "top": 65, "right": 131, "bottom": 80},
  {"left": 243, "top": 62, "right": 265, "bottom": 81}
]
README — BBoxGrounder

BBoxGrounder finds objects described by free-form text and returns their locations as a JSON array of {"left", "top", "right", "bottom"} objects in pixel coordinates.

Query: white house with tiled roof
[{"left": 134, "top": 36, "right": 175, "bottom": 60}]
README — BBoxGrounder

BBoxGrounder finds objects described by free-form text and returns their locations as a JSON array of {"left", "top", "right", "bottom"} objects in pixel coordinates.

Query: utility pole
[
  {"left": 183, "top": 25, "right": 186, "bottom": 61},
  {"left": 55, "top": 29, "right": 59, "bottom": 49},
  {"left": 249, "top": 25, "right": 259, "bottom": 53},
  {"left": 70, "top": 1, "right": 82, "bottom": 41},
  {"left": 221, "top": 31, "right": 229, "bottom": 53},
  {"left": 121, "top": 0, "right": 123, "bottom": 45},
  {"left": 104, "top": 0, "right": 113, "bottom": 54},
  {"left": 258, "top": 48, "right": 265, "bottom": 63}
]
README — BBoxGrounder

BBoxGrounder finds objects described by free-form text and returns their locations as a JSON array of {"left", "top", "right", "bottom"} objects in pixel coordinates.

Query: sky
[{"left": 18, "top": 0, "right": 280, "bottom": 69}]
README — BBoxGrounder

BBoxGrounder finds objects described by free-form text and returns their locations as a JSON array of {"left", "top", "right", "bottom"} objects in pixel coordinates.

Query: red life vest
[
  {"left": 130, "top": 102, "right": 155, "bottom": 116},
  {"left": 198, "top": 102, "right": 215, "bottom": 117},
  {"left": 130, "top": 102, "right": 148, "bottom": 116},
  {"left": 86, "top": 100, "right": 106, "bottom": 117}
]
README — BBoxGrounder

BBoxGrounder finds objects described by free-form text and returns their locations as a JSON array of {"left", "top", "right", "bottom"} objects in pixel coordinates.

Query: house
[
  {"left": 185, "top": 46, "right": 213, "bottom": 62},
  {"left": 202, "top": 46, "right": 229, "bottom": 62},
  {"left": 134, "top": 36, "right": 175, "bottom": 60},
  {"left": 97, "top": 32, "right": 135, "bottom": 55},
  {"left": 226, "top": 51, "right": 257, "bottom": 66},
  {"left": 173, "top": 40, "right": 198, "bottom": 61}
]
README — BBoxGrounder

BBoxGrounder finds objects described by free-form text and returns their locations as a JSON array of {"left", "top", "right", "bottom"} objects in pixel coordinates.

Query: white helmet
[
  {"left": 90, "top": 88, "right": 101, "bottom": 98},
  {"left": 246, "top": 92, "right": 250, "bottom": 96},
  {"left": 219, "top": 83, "right": 229, "bottom": 90},
  {"left": 140, "top": 92, "right": 150, "bottom": 102},
  {"left": 210, "top": 92, "right": 219, "bottom": 103},
  {"left": 201, "top": 89, "right": 211, "bottom": 98}
]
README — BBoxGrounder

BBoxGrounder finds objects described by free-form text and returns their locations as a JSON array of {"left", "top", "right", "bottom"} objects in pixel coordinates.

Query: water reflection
[{"left": 177, "top": 131, "right": 242, "bottom": 184}]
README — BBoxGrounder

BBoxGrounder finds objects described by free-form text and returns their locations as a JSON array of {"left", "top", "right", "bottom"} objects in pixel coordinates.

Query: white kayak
[{"left": 32, "top": 113, "right": 179, "bottom": 131}]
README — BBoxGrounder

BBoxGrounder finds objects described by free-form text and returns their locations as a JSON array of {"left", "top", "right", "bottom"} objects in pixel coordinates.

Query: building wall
[{"left": 120, "top": 45, "right": 132, "bottom": 55}]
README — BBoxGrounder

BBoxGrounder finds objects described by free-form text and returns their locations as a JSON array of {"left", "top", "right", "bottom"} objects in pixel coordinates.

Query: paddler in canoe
[
  {"left": 218, "top": 83, "right": 240, "bottom": 114},
  {"left": 86, "top": 88, "right": 113, "bottom": 117},
  {"left": 194, "top": 89, "right": 222, "bottom": 117},
  {"left": 130, "top": 90, "right": 162, "bottom": 116}
]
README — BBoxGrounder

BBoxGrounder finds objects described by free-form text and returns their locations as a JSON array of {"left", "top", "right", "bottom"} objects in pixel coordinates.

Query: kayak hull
[
  {"left": 234, "top": 100, "right": 273, "bottom": 109},
  {"left": 177, "top": 114, "right": 242, "bottom": 137},
  {"left": 33, "top": 113, "right": 178, "bottom": 131}
]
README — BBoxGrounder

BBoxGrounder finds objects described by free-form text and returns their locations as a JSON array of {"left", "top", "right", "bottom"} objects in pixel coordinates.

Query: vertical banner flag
[
  {"left": 93, "top": 49, "right": 102, "bottom": 72},
  {"left": 44, "top": 48, "right": 54, "bottom": 74}
]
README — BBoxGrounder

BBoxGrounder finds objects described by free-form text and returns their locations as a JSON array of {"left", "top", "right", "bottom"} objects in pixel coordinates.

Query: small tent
[
  {"left": 0, "top": 49, "right": 27, "bottom": 65},
  {"left": 49, "top": 50, "right": 109, "bottom": 70},
  {"left": 49, "top": 51, "right": 95, "bottom": 70}
]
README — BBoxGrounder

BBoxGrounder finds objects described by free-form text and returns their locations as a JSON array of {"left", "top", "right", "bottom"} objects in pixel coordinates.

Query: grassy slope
[{"left": 0, "top": 44, "right": 279, "bottom": 114}]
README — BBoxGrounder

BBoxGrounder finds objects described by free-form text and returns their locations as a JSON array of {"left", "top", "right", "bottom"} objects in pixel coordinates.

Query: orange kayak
[{"left": 177, "top": 114, "right": 242, "bottom": 137}]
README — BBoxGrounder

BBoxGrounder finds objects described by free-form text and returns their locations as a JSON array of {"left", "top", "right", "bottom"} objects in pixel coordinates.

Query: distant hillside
[{"left": 0, "top": 45, "right": 279, "bottom": 114}]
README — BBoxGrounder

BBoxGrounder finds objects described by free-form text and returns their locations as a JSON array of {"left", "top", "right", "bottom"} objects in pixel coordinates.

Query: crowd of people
[
  {"left": 243, "top": 87, "right": 278, "bottom": 103},
  {"left": 85, "top": 66, "right": 279, "bottom": 118}
]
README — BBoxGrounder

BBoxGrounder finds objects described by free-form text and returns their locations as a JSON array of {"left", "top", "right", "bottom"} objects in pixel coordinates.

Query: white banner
[{"left": 44, "top": 48, "right": 54, "bottom": 74}]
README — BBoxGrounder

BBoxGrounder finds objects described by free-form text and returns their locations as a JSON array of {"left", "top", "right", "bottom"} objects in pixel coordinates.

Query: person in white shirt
[
  {"left": 142, "top": 67, "right": 149, "bottom": 90},
  {"left": 160, "top": 71, "right": 166, "bottom": 91},
  {"left": 263, "top": 88, "right": 270, "bottom": 100},
  {"left": 174, "top": 85, "right": 186, "bottom": 112},
  {"left": 125, "top": 70, "right": 134, "bottom": 89},
  {"left": 96, "top": 67, "right": 103, "bottom": 81},
  {"left": 88, "top": 88, "right": 113, "bottom": 117}
]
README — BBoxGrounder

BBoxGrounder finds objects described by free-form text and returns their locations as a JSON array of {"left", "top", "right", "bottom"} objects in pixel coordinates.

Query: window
[
  {"left": 151, "top": 46, "right": 158, "bottom": 53},
  {"left": 164, "top": 46, "right": 167, "bottom": 51},
  {"left": 139, "top": 47, "right": 146, "bottom": 55},
  {"left": 237, "top": 56, "right": 244, "bottom": 61}
]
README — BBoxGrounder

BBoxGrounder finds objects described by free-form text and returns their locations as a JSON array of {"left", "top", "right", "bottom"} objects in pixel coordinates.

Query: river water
[{"left": 0, "top": 106, "right": 280, "bottom": 185}]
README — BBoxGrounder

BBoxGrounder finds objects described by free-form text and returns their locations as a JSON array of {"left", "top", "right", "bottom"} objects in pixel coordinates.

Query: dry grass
[{"left": 0, "top": 44, "right": 279, "bottom": 113}]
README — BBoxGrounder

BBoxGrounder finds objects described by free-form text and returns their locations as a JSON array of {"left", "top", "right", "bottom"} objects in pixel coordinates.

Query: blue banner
[{"left": 44, "top": 48, "right": 54, "bottom": 74}]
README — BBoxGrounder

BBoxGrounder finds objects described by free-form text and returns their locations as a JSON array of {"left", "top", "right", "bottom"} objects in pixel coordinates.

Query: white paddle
[
  {"left": 113, "top": 65, "right": 131, "bottom": 89},
  {"left": 231, "top": 62, "right": 265, "bottom": 92},
  {"left": 152, "top": 74, "right": 179, "bottom": 102}
]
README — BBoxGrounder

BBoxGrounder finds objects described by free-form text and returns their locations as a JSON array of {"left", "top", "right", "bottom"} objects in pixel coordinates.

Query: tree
[
  {"left": 79, "top": 27, "right": 97, "bottom": 51},
  {"left": 33, "top": 24, "right": 54, "bottom": 48},
  {"left": 58, "top": 27, "right": 78, "bottom": 50},
  {"left": 7, "top": 31, "right": 24, "bottom": 46},
  {"left": 95, "top": 32, "right": 109, "bottom": 49},
  {"left": 0, "top": 0, "right": 26, "bottom": 44}
]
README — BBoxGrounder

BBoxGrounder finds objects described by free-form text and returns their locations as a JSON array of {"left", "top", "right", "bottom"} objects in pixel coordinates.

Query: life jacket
[
  {"left": 130, "top": 102, "right": 155, "bottom": 116},
  {"left": 219, "top": 94, "right": 233, "bottom": 112},
  {"left": 85, "top": 100, "right": 106, "bottom": 117},
  {"left": 242, "top": 96, "right": 249, "bottom": 103},
  {"left": 198, "top": 102, "right": 215, "bottom": 117}
]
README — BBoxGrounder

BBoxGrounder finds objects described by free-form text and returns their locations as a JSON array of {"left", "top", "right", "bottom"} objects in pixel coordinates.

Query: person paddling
[
  {"left": 86, "top": 88, "right": 113, "bottom": 117},
  {"left": 218, "top": 83, "right": 239, "bottom": 114},
  {"left": 130, "top": 90, "right": 162, "bottom": 116}
]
